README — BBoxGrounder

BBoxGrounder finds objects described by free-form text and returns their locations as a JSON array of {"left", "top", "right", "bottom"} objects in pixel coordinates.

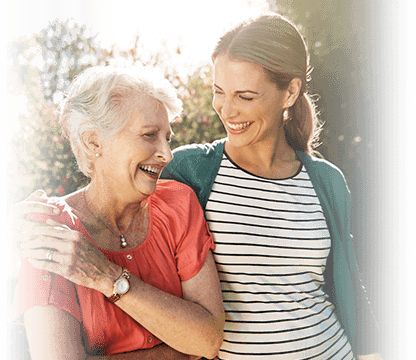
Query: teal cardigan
[{"left": 161, "top": 138, "right": 378, "bottom": 355}]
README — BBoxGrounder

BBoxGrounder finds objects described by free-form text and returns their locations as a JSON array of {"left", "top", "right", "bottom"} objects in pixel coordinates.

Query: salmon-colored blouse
[{"left": 12, "top": 181, "right": 215, "bottom": 355}]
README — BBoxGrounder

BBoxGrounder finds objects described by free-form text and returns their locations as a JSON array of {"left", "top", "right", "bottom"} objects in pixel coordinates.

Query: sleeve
[
  {"left": 10, "top": 199, "right": 82, "bottom": 324},
  {"left": 342, "top": 179, "right": 380, "bottom": 355},
  {"left": 173, "top": 186, "right": 215, "bottom": 282},
  {"left": 10, "top": 259, "right": 82, "bottom": 323}
]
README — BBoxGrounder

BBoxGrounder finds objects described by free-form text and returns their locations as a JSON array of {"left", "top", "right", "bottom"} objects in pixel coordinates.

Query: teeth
[
  {"left": 139, "top": 165, "right": 160, "bottom": 175},
  {"left": 227, "top": 121, "right": 252, "bottom": 130}
]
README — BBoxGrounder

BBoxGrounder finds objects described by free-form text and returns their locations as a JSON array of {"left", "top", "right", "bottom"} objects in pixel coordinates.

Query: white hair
[{"left": 59, "top": 65, "right": 182, "bottom": 176}]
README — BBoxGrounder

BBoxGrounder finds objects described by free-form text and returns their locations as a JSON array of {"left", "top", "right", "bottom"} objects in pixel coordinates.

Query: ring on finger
[{"left": 46, "top": 249, "right": 54, "bottom": 261}]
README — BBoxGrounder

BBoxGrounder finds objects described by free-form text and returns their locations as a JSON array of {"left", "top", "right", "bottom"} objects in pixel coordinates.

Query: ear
[
  {"left": 286, "top": 78, "right": 302, "bottom": 107},
  {"left": 80, "top": 130, "right": 103, "bottom": 157}
]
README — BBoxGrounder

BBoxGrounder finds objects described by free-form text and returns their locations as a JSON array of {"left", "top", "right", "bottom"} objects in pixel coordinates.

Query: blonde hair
[
  {"left": 212, "top": 13, "right": 321, "bottom": 154},
  {"left": 59, "top": 65, "right": 182, "bottom": 176}
]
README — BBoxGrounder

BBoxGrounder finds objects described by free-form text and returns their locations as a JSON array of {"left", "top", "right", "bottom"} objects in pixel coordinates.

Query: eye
[
  {"left": 144, "top": 132, "right": 156, "bottom": 137},
  {"left": 239, "top": 95, "right": 254, "bottom": 101},
  {"left": 213, "top": 88, "right": 224, "bottom": 96}
]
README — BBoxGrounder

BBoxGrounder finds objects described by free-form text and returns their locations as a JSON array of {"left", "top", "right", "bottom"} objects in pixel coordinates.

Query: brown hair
[{"left": 212, "top": 14, "right": 321, "bottom": 154}]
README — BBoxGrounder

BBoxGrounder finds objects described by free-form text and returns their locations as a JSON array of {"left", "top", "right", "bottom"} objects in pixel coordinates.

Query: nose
[
  {"left": 218, "top": 97, "right": 237, "bottom": 120},
  {"left": 156, "top": 138, "right": 173, "bottom": 164}
]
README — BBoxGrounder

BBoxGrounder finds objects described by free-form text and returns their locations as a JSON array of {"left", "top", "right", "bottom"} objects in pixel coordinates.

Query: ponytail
[{"left": 284, "top": 93, "right": 322, "bottom": 155}]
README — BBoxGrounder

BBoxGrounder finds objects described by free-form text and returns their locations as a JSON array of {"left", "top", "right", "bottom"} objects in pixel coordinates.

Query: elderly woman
[
  {"left": 12, "top": 13, "right": 381, "bottom": 360},
  {"left": 10, "top": 66, "right": 224, "bottom": 360}
]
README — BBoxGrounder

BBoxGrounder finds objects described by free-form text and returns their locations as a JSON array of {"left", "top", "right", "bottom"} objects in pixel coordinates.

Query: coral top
[{"left": 11, "top": 180, "right": 215, "bottom": 355}]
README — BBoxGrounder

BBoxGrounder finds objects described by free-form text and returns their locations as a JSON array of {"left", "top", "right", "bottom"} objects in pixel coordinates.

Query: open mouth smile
[
  {"left": 138, "top": 165, "right": 161, "bottom": 177},
  {"left": 226, "top": 121, "right": 253, "bottom": 132}
]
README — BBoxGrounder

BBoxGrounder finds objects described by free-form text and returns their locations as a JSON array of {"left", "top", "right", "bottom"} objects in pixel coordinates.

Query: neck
[
  {"left": 225, "top": 132, "right": 298, "bottom": 178},
  {"left": 83, "top": 181, "right": 146, "bottom": 234}
]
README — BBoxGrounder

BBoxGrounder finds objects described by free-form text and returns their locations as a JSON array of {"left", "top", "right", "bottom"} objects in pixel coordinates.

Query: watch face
[{"left": 115, "top": 277, "right": 130, "bottom": 295}]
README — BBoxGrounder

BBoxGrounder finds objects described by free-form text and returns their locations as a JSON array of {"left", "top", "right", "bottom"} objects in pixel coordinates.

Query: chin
[{"left": 227, "top": 133, "right": 256, "bottom": 148}]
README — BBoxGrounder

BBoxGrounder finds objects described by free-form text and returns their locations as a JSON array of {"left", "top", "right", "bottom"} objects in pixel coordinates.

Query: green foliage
[
  {"left": 170, "top": 69, "right": 225, "bottom": 149},
  {"left": 7, "top": 19, "right": 225, "bottom": 206},
  {"left": 8, "top": 20, "right": 99, "bottom": 206},
  {"left": 8, "top": 102, "right": 89, "bottom": 204}
]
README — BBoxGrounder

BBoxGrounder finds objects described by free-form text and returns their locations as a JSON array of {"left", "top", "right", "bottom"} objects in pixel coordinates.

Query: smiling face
[
  {"left": 213, "top": 54, "right": 291, "bottom": 149},
  {"left": 94, "top": 94, "right": 173, "bottom": 202}
]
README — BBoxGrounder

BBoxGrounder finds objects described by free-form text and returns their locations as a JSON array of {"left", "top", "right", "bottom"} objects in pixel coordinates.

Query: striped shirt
[{"left": 205, "top": 154, "right": 355, "bottom": 360}]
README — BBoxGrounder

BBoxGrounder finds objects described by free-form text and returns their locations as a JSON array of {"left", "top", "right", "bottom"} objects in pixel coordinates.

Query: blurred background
[{"left": 3, "top": 0, "right": 414, "bottom": 358}]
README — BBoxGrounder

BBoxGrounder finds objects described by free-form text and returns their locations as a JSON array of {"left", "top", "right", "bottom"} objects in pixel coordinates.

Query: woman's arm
[
  {"left": 23, "top": 224, "right": 224, "bottom": 359},
  {"left": 24, "top": 306, "right": 199, "bottom": 360},
  {"left": 112, "top": 251, "right": 224, "bottom": 359},
  {"left": 24, "top": 306, "right": 86, "bottom": 360}
]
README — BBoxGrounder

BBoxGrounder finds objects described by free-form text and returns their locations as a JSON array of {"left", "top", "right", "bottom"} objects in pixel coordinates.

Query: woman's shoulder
[
  {"left": 297, "top": 151, "right": 347, "bottom": 182},
  {"left": 161, "top": 139, "right": 226, "bottom": 197},
  {"left": 153, "top": 180, "right": 202, "bottom": 211},
  {"left": 26, "top": 192, "right": 79, "bottom": 228},
  {"left": 170, "top": 138, "right": 226, "bottom": 162},
  {"left": 154, "top": 180, "right": 197, "bottom": 202}
]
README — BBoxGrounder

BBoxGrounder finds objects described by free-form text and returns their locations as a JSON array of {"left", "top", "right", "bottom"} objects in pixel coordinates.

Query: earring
[
  {"left": 95, "top": 153, "right": 100, "bottom": 158},
  {"left": 283, "top": 108, "right": 289, "bottom": 122}
]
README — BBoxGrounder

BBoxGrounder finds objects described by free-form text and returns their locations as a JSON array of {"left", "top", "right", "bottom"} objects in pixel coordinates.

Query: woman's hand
[
  {"left": 8, "top": 190, "right": 61, "bottom": 249},
  {"left": 20, "top": 222, "right": 118, "bottom": 294},
  {"left": 8, "top": 190, "right": 63, "bottom": 278}
]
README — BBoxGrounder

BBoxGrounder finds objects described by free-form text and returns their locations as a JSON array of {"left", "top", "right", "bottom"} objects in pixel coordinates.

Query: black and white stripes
[{"left": 205, "top": 154, "right": 354, "bottom": 360}]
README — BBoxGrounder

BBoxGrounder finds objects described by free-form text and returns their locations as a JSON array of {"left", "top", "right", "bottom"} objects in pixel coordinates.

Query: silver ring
[{"left": 46, "top": 249, "right": 54, "bottom": 261}]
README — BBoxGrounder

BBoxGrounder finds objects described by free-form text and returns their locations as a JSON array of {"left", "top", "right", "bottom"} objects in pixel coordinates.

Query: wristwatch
[{"left": 105, "top": 268, "right": 131, "bottom": 303}]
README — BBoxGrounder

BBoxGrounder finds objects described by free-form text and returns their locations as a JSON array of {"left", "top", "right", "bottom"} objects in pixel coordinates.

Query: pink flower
[
  {"left": 62, "top": 177, "right": 68, "bottom": 184},
  {"left": 201, "top": 115, "right": 211, "bottom": 126},
  {"left": 57, "top": 186, "right": 65, "bottom": 195}
]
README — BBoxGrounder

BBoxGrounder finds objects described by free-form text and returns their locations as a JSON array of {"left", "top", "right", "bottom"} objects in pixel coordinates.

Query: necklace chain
[{"left": 83, "top": 189, "right": 141, "bottom": 248}]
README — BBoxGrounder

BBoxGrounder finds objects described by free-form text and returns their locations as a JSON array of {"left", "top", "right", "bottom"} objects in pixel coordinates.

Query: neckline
[
  {"left": 72, "top": 196, "right": 154, "bottom": 254},
  {"left": 223, "top": 150, "right": 304, "bottom": 181}
]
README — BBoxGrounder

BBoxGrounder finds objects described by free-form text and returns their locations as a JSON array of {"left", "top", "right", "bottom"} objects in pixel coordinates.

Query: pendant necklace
[{"left": 83, "top": 190, "right": 141, "bottom": 248}]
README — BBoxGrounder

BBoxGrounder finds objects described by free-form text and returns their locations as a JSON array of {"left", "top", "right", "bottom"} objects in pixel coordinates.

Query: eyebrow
[
  {"left": 139, "top": 125, "right": 174, "bottom": 136},
  {"left": 213, "top": 84, "right": 259, "bottom": 95}
]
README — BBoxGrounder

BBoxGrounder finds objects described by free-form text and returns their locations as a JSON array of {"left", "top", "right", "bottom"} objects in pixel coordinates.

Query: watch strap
[{"left": 105, "top": 268, "right": 131, "bottom": 303}]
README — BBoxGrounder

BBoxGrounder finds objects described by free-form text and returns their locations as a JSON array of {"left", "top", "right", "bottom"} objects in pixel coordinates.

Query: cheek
[{"left": 212, "top": 96, "right": 222, "bottom": 114}]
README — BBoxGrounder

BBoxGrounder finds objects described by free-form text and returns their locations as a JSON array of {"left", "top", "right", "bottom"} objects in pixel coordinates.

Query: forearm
[
  {"left": 87, "top": 343, "right": 193, "bottom": 360},
  {"left": 101, "top": 262, "right": 222, "bottom": 359}
]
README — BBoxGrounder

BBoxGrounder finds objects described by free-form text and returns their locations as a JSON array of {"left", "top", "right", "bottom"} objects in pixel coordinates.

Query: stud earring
[{"left": 95, "top": 153, "right": 100, "bottom": 158}]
